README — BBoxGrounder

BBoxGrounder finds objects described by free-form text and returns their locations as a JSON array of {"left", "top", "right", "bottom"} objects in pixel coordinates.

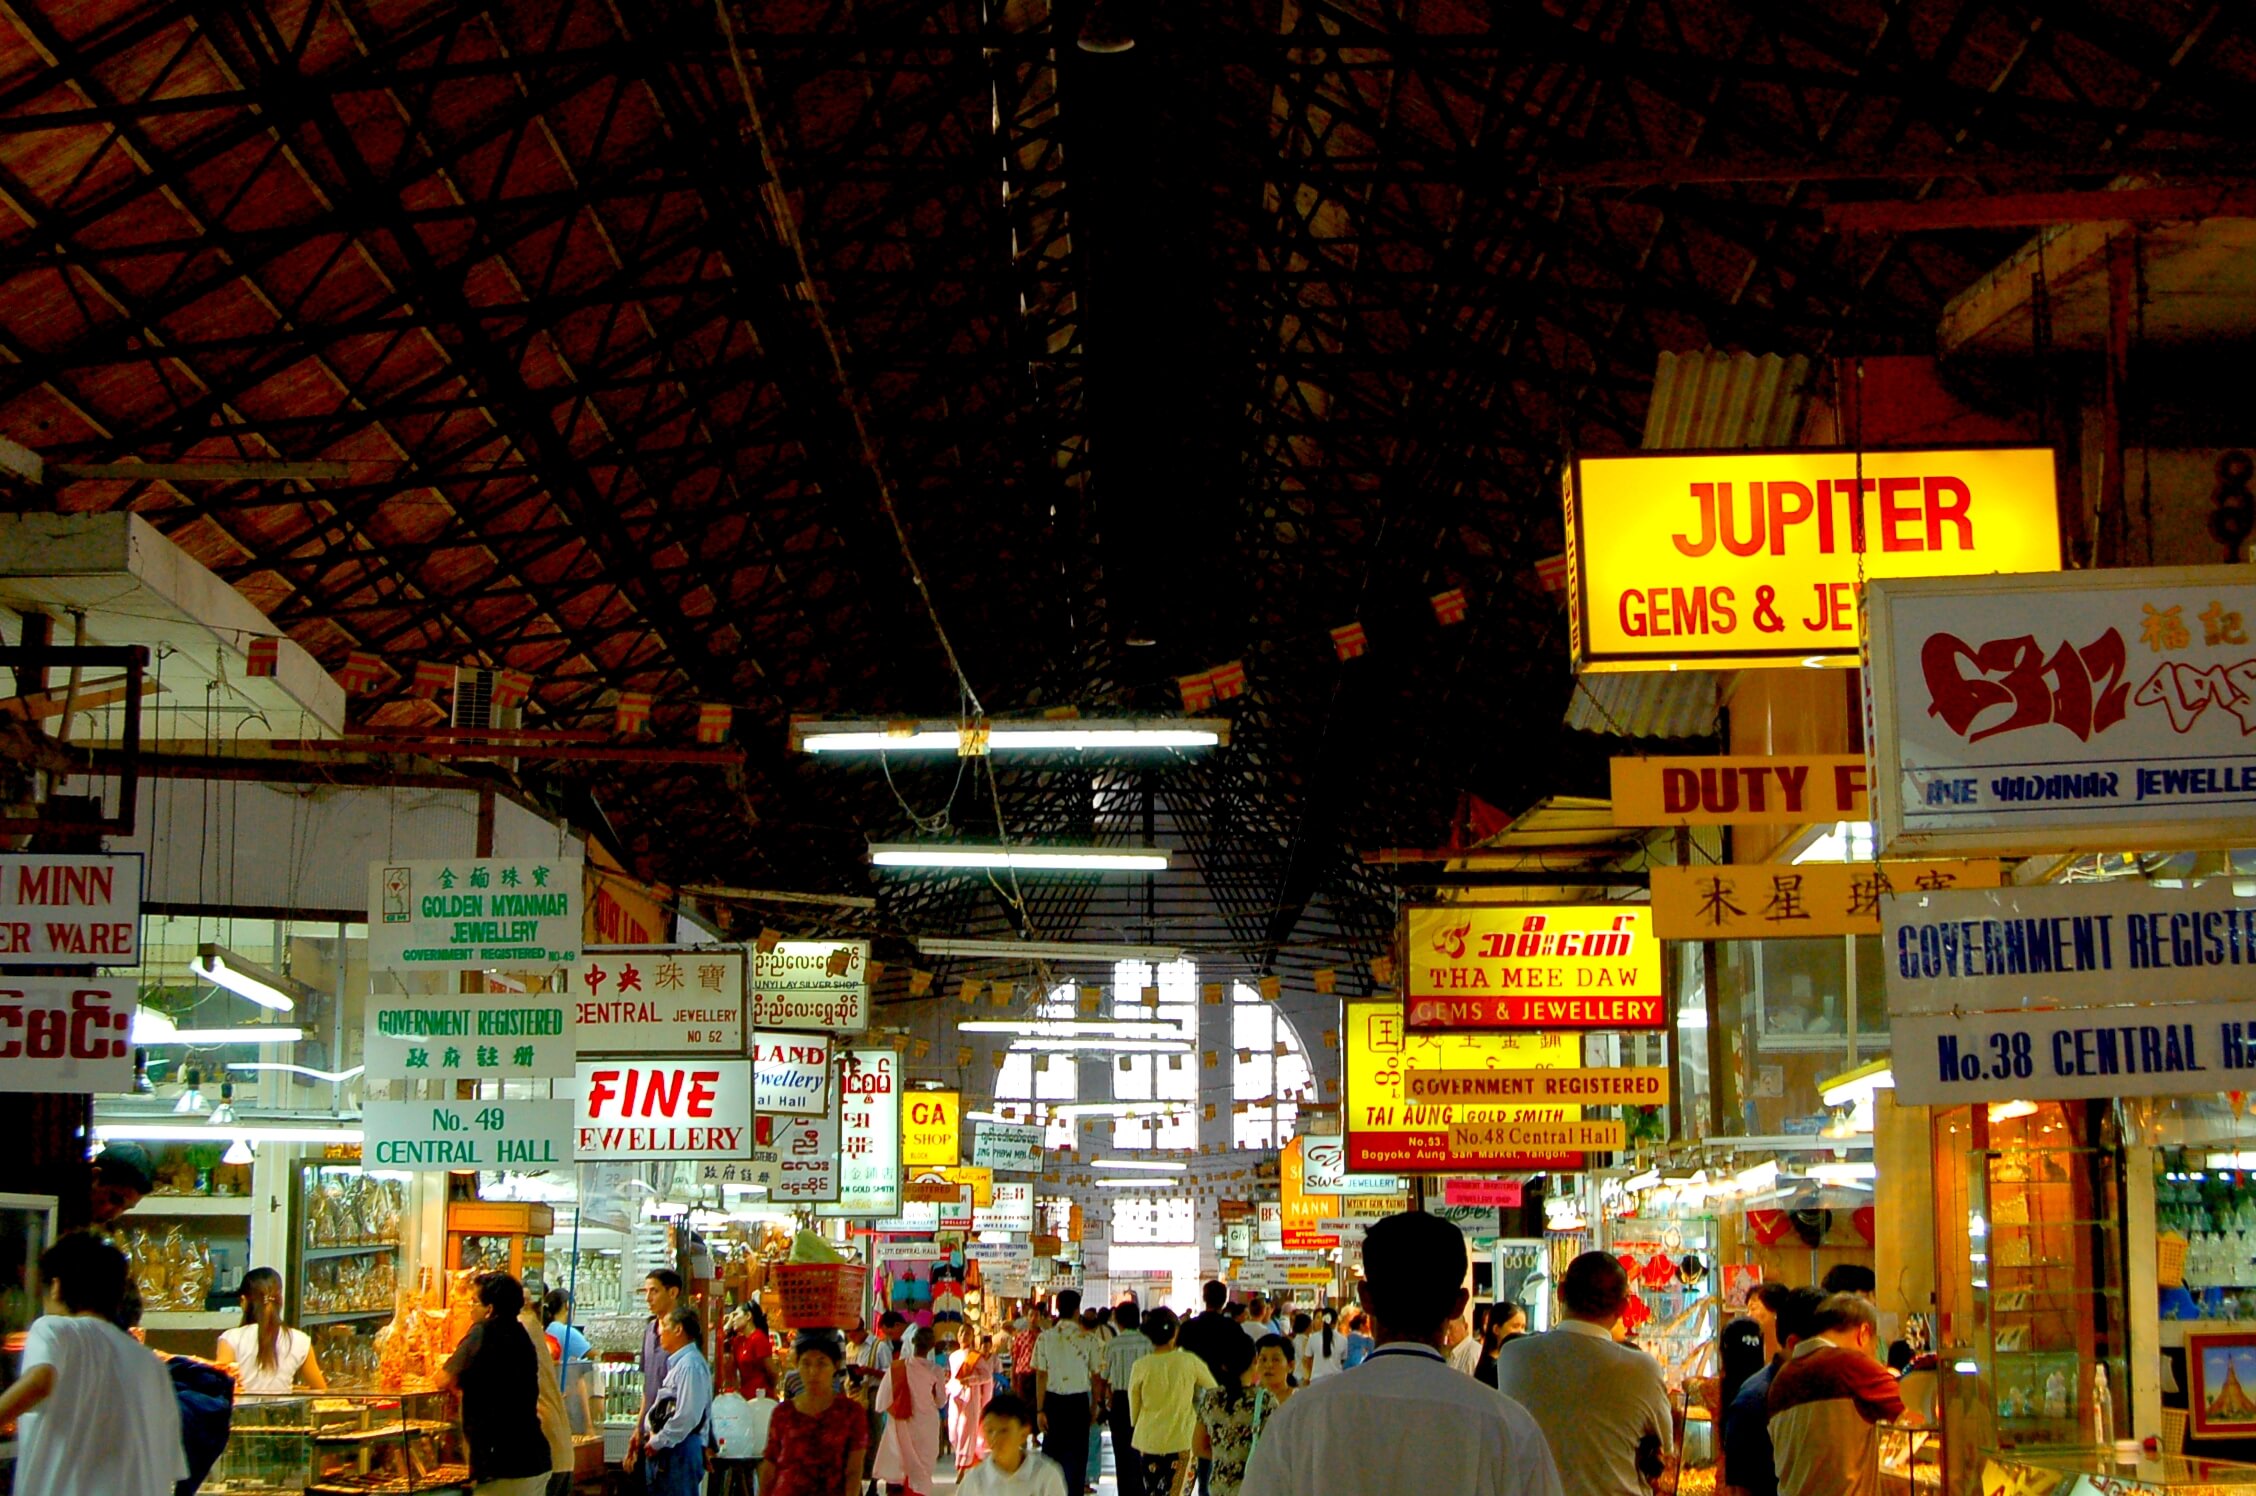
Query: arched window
[
  {"left": 1109, "top": 959, "right": 1198, "bottom": 1150},
  {"left": 1233, "top": 981, "right": 1315, "bottom": 1149},
  {"left": 992, "top": 986, "right": 1078, "bottom": 1148}
]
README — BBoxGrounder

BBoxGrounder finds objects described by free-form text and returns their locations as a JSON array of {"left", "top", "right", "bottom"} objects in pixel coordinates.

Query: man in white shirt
[
  {"left": 1033, "top": 1289, "right": 1105, "bottom": 1496},
  {"left": 0, "top": 1233, "right": 187, "bottom": 1496},
  {"left": 1493, "top": 1252, "right": 1676, "bottom": 1496},
  {"left": 1241, "top": 1213, "right": 1562, "bottom": 1496}
]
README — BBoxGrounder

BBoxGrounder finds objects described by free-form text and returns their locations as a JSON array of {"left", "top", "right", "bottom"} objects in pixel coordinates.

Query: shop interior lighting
[
  {"left": 1675, "top": 1008, "right": 1708, "bottom": 1030},
  {"left": 221, "top": 1137, "right": 255, "bottom": 1166},
  {"left": 207, "top": 1082, "right": 238, "bottom": 1127},
  {"left": 959, "top": 1020, "right": 1187, "bottom": 1038},
  {"left": 1623, "top": 1169, "right": 1661, "bottom": 1191},
  {"left": 797, "top": 720, "right": 1222, "bottom": 754},
  {"left": 1806, "top": 1161, "right": 1878, "bottom": 1184},
  {"left": 1094, "top": 1178, "right": 1185, "bottom": 1189},
  {"left": 1733, "top": 1161, "right": 1780, "bottom": 1194},
  {"left": 2210, "top": 1153, "right": 2256, "bottom": 1170},
  {"left": 1091, "top": 1159, "right": 1188, "bottom": 1173},
  {"left": 915, "top": 937, "right": 1186, "bottom": 962},
  {"left": 1054, "top": 1102, "right": 1192, "bottom": 1119},
  {"left": 172, "top": 1068, "right": 208, "bottom": 1114},
  {"left": 871, "top": 844, "right": 1169, "bottom": 873},
  {"left": 1819, "top": 1061, "right": 1895, "bottom": 1109},
  {"left": 1007, "top": 1039, "right": 1194, "bottom": 1055},
  {"left": 229, "top": 1062, "right": 366, "bottom": 1085},
  {"left": 190, "top": 943, "right": 305, "bottom": 1012},
  {"left": 132, "top": 1009, "right": 304, "bottom": 1047},
  {"left": 1987, "top": 1099, "right": 2040, "bottom": 1122},
  {"left": 94, "top": 1122, "right": 365, "bottom": 1145}
]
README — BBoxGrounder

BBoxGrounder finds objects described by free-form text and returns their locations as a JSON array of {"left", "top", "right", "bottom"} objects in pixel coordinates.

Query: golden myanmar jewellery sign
[
  {"left": 1565, "top": 446, "right": 2061, "bottom": 671},
  {"left": 1650, "top": 860, "right": 2005, "bottom": 940}
]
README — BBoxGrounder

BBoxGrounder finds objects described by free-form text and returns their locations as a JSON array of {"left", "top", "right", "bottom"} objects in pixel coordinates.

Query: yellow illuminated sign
[
  {"left": 1342, "top": 1001, "right": 1590, "bottom": 1173},
  {"left": 1448, "top": 1119, "right": 1625, "bottom": 1159},
  {"left": 1566, "top": 447, "right": 2061, "bottom": 671},
  {"left": 1649, "top": 859, "right": 2004, "bottom": 939},
  {"left": 1611, "top": 754, "right": 1869, "bottom": 826},
  {"left": 1408, "top": 1068, "right": 1668, "bottom": 1105},
  {"left": 901, "top": 1089, "right": 960, "bottom": 1169},
  {"left": 1403, "top": 905, "right": 1662, "bottom": 1030}
]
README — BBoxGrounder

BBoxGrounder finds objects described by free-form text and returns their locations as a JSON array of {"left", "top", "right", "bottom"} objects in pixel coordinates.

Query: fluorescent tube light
[
  {"left": 1091, "top": 1159, "right": 1187, "bottom": 1173},
  {"left": 1053, "top": 1102, "right": 1191, "bottom": 1119},
  {"left": 1807, "top": 1162, "right": 1877, "bottom": 1183},
  {"left": 797, "top": 719, "right": 1226, "bottom": 754},
  {"left": 132, "top": 1009, "right": 303, "bottom": 1046},
  {"left": 1819, "top": 1061, "right": 1894, "bottom": 1109},
  {"left": 1624, "top": 1170, "right": 1660, "bottom": 1191},
  {"left": 1988, "top": 1099, "right": 2039, "bottom": 1122},
  {"left": 915, "top": 938, "right": 1185, "bottom": 961},
  {"left": 229, "top": 1062, "right": 366, "bottom": 1084},
  {"left": 1095, "top": 1178, "right": 1189, "bottom": 1189},
  {"left": 95, "top": 1122, "right": 364, "bottom": 1144},
  {"left": 1008, "top": 1039, "right": 1193, "bottom": 1054},
  {"left": 959, "top": 1021, "right": 1186, "bottom": 1038},
  {"left": 190, "top": 943, "right": 303, "bottom": 1012},
  {"left": 1734, "top": 1161, "right": 1779, "bottom": 1194},
  {"left": 872, "top": 844, "right": 1169, "bottom": 872}
]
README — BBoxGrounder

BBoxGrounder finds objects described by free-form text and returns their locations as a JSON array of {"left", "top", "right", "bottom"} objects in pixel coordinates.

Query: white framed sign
[
  {"left": 1300, "top": 1137, "right": 1405, "bottom": 1196},
  {"left": 0, "top": 854, "right": 142, "bottom": 965},
  {"left": 1890, "top": 997, "right": 2252, "bottom": 1106},
  {"left": 816, "top": 1048, "right": 901, "bottom": 1218},
  {"left": 1882, "top": 882, "right": 2256, "bottom": 1018},
  {"left": 973, "top": 1181, "right": 1036, "bottom": 1234},
  {"left": 752, "top": 1034, "right": 832, "bottom": 1116},
  {"left": 0, "top": 979, "right": 135, "bottom": 1092},
  {"left": 1868, "top": 567, "right": 2256, "bottom": 854},
  {"left": 574, "top": 1059, "right": 753, "bottom": 1159},
  {"left": 752, "top": 1111, "right": 840, "bottom": 1202},
  {"left": 365, "top": 1098, "right": 574, "bottom": 1170},
  {"left": 365, "top": 992, "right": 574, "bottom": 1080},
  {"left": 367, "top": 858, "right": 582, "bottom": 970},
  {"left": 972, "top": 1122, "right": 1045, "bottom": 1174},
  {"left": 569, "top": 949, "right": 745, "bottom": 1054},
  {"left": 749, "top": 941, "right": 870, "bottom": 1033}
]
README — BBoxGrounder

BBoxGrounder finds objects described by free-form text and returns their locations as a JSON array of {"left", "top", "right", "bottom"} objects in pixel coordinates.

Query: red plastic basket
[{"left": 774, "top": 1262, "right": 862, "bottom": 1328}]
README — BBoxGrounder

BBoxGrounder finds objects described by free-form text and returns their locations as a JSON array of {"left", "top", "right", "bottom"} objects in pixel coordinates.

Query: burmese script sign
[
  {"left": 568, "top": 948, "right": 745, "bottom": 1053},
  {"left": 0, "top": 855, "right": 142, "bottom": 965},
  {"left": 1404, "top": 905, "right": 1663, "bottom": 1030},
  {"left": 365, "top": 1099, "right": 574, "bottom": 1170},
  {"left": 817, "top": 1049, "right": 901, "bottom": 1218},
  {"left": 1869, "top": 567, "right": 2256, "bottom": 854},
  {"left": 1343, "top": 1002, "right": 1590, "bottom": 1172},
  {"left": 365, "top": 992, "right": 573, "bottom": 1079},
  {"left": 367, "top": 858, "right": 582, "bottom": 970},
  {"left": 0, "top": 979, "right": 135, "bottom": 1093},
  {"left": 1568, "top": 446, "right": 2060, "bottom": 670},
  {"left": 749, "top": 941, "right": 871, "bottom": 1034}
]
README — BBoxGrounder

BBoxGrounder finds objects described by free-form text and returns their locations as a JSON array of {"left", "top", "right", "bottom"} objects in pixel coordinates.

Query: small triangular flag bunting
[
  {"left": 1329, "top": 622, "right": 1367, "bottom": 660},
  {"left": 1431, "top": 587, "right": 1469, "bottom": 625},
  {"left": 245, "top": 638, "right": 281, "bottom": 678}
]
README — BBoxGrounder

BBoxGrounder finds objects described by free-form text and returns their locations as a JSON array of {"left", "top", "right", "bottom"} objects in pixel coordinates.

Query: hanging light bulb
[
  {"left": 207, "top": 1080, "right": 238, "bottom": 1127},
  {"left": 221, "top": 1137, "right": 254, "bottom": 1167},
  {"left": 173, "top": 1066, "right": 208, "bottom": 1115}
]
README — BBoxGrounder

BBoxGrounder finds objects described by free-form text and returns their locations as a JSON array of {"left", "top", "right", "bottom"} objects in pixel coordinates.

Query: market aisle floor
[{"left": 923, "top": 1429, "right": 1133, "bottom": 1493}]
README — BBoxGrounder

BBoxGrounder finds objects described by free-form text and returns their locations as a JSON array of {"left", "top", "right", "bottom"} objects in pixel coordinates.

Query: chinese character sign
[
  {"left": 817, "top": 1049, "right": 901, "bottom": 1219},
  {"left": 1868, "top": 567, "right": 2256, "bottom": 854},
  {"left": 1404, "top": 906, "right": 1663, "bottom": 1030},
  {"left": 366, "top": 859, "right": 582, "bottom": 970},
  {"left": 902, "top": 1089, "right": 960, "bottom": 1169},
  {"left": 1650, "top": 861, "right": 2003, "bottom": 940},
  {"left": 1342, "top": 1001, "right": 1586, "bottom": 1173},
  {"left": 749, "top": 940, "right": 870, "bottom": 1033},
  {"left": 365, "top": 993, "right": 574, "bottom": 1080},
  {"left": 569, "top": 949, "right": 744, "bottom": 1054}
]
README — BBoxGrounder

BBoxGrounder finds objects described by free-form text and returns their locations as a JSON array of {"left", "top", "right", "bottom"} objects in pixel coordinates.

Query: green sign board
[
  {"left": 363, "top": 1099, "right": 575, "bottom": 1170},
  {"left": 364, "top": 993, "right": 575, "bottom": 1080},
  {"left": 367, "top": 858, "right": 583, "bottom": 970}
]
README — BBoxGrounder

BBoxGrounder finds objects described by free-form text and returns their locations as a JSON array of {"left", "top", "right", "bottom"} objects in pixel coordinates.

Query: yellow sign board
[
  {"left": 1408, "top": 1068, "right": 1668, "bottom": 1106},
  {"left": 1650, "top": 860, "right": 2005, "bottom": 939},
  {"left": 1448, "top": 1119, "right": 1626, "bottom": 1159},
  {"left": 1284, "top": 1265, "right": 1335, "bottom": 1286},
  {"left": 1404, "top": 905, "right": 1663, "bottom": 1029},
  {"left": 1280, "top": 1138, "right": 1337, "bottom": 1251},
  {"left": 1566, "top": 446, "right": 2061, "bottom": 670},
  {"left": 1611, "top": 755, "right": 1870, "bottom": 826},
  {"left": 902, "top": 1089, "right": 960, "bottom": 1169},
  {"left": 1342, "top": 1001, "right": 1589, "bottom": 1173}
]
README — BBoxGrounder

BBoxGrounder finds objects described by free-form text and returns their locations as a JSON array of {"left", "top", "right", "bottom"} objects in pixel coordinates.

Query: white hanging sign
[
  {"left": 364, "top": 992, "right": 574, "bottom": 1080},
  {"left": 568, "top": 949, "right": 745, "bottom": 1054},
  {"left": 971, "top": 1123, "right": 1045, "bottom": 1174},
  {"left": 752, "top": 1034, "right": 832, "bottom": 1117},
  {"left": 973, "top": 1182, "right": 1036, "bottom": 1234},
  {"left": 367, "top": 858, "right": 582, "bottom": 970},
  {"left": 574, "top": 1060, "right": 753, "bottom": 1160},
  {"left": 0, "top": 855, "right": 142, "bottom": 965},
  {"left": 749, "top": 941, "right": 871, "bottom": 1033},
  {"left": 0, "top": 979, "right": 135, "bottom": 1093},
  {"left": 365, "top": 1098, "right": 575, "bottom": 1170},
  {"left": 1890, "top": 997, "right": 2256, "bottom": 1106},
  {"left": 817, "top": 1048, "right": 902, "bottom": 1218}
]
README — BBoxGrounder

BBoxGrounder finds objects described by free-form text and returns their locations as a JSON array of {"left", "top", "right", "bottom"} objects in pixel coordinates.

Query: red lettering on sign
[{"left": 1921, "top": 629, "right": 2130, "bottom": 744}]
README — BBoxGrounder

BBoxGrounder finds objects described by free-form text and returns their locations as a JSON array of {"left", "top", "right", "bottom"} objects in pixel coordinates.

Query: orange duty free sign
[{"left": 1565, "top": 446, "right": 2060, "bottom": 670}]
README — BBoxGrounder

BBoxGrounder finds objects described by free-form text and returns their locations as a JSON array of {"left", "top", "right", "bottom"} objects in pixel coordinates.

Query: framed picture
[
  {"left": 2186, "top": 1331, "right": 2256, "bottom": 1439},
  {"left": 1723, "top": 1264, "right": 1765, "bottom": 1310}
]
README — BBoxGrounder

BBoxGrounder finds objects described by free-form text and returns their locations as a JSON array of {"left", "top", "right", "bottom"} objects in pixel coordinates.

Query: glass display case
[
  {"left": 1878, "top": 1422, "right": 1943, "bottom": 1496},
  {"left": 1981, "top": 1448, "right": 2256, "bottom": 1493},
  {"left": 202, "top": 1392, "right": 466, "bottom": 1495},
  {"left": 290, "top": 1165, "right": 407, "bottom": 1389}
]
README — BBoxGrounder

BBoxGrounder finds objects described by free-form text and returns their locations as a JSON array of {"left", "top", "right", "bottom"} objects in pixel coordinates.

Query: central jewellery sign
[
  {"left": 1566, "top": 446, "right": 2060, "bottom": 671},
  {"left": 1404, "top": 905, "right": 1663, "bottom": 1030},
  {"left": 568, "top": 948, "right": 745, "bottom": 1054}
]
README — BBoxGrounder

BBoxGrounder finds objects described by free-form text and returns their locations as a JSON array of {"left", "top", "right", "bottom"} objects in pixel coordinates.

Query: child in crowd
[{"left": 959, "top": 1392, "right": 1067, "bottom": 1496}]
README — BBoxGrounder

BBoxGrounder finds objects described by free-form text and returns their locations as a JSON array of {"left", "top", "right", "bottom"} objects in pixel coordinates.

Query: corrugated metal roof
[{"left": 1569, "top": 350, "right": 1815, "bottom": 739}]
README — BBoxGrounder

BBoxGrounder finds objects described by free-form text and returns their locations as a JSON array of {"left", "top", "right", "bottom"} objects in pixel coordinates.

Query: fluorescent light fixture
[
  {"left": 2210, "top": 1152, "right": 2256, "bottom": 1169},
  {"left": 1734, "top": 1161, "right": 1779, "bottom": 1194},
  {"left": 1054, "top": 1102, "right": 1190, "bottom": 1118},
  {"left": 132, "top": 1009, "right": 303, "bottom": 1046},
  {"left": 221, "top": 1138, "right": 255, "bottom": 1166},
  {"left": 915, "top": 938, "right": 1185, "bottom": 962},
  {"left": 872, "top": 844, "right": 1168, "bottom": 873},
  {"left": 1675, "top": 1008, "right": 1708, "bottom": 1031},
  {"left": 190, "top": 943, "right": 303, "bottom": 1012},
  {"left": 959, "top": 1020, "right": 1186, "bottom": 1038},
  {"left": 1819, "top": 1061, "right": 1894, "bottom": 1109},
  {"left": 1007, "top": 1039, "right": 1193, "bottom": 1054},
  {"left": 230, "top": 1062, "right": 366, "bottom": 1085},
  {"left": 797, "top": 719, "right": 1226, "bottom": 754},
  {"left": 1807, "top": 1161, "right": 1878, "bottom": 1184},
  {"left": 1091, "top": 1159, "right": 1187, "bottom": 1173},
  {"left": 1624, "top": 1169, "right": 1660, "bottom": 1191},
  {"left": 1988, "top": 1099, "right": 2039, "bottom": 1122},
  {"left": 94, "top": 1123, "right": 364, "bottom": 1144},
  {"left": 1095, "top": 1178, "right": 1188, "bottom": 1189}
]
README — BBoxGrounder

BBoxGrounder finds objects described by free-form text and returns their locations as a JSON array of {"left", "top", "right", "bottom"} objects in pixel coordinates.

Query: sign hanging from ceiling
[
  {"left": 1890, "top": 996, "right": 2256, "bottom": 1107},
  {"left": 1880, "top": 882, "right": 2256, "bottom": 1018},
  {"left": 568, "top": 949, "right": 745, "bottom": 1054},
  {"left": 367, "top": 858, "right": 583, "bottom": 970},
  {"left": 1407, "top": 1067, "right": 1668, "bottom": 1106},
  {"left": 365, "top": 1098, "right": 574, "bottom": 1170},
  {"left": 0, "top": 979, "right": 135, "bottom": 1093},
  {"left": 972, "top": 1122, "right": 1046, "bottom": 1174},
  {"left": 1566, "top": 446, "right": 2060, "bottom": 671},
  {"left": 752, "top": 1034, "right": 832, "bottom": 1117},
  {"left": 0, "top": 855, "right": 142, "bottom": 965},
  {"left": 574, "top": 1060, "right": 752, "bottom": 1160},
  {"left": 1279, "top": 1137, "right": 1338, "bottom": 1251},
  {"left": 749, "top": 941, "right": 871, "bottom": 1034},
  {"left": 1611, "top": 755, "right": 1871, "bottom": 827},
  {"left": 698, "top": 1110, "right": 841, "bottom": 1202},
  {"left": 365, "top": 992, "right": 574, "bottom": 1081},
  {"left": 902, "top": 1089, "right": 961, "bottom": 1169},
  {"left": 974, "top": 1181, "right": 1036, "bottom": 1234},
  {"left": 818, "top": 1049, "right": 901, "bottom": 1219},
  {"left": 1342, "top": 1001, "right": 1596, "bottom": 1172},
  {"left": 1868, "top": 566, "right": 2256, "bottom": 854},
  {"left": 1651, "top": 860, "right": 2003, "bottom": 940},
  {"left": 1299, "top": 1136, "right": 1404, "bottom": 1196},
  {"left": 1404, "top": 905, "right": 1663, "bottom": 1030}
]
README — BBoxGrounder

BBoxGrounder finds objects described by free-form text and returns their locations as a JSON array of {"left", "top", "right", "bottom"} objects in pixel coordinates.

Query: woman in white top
[
  {"left": 1297, "top": 1308, "right": 1348, "bottom": 1383},
  {"left": 215, "top": 1267, "right": 327, "bottom": 1396}
]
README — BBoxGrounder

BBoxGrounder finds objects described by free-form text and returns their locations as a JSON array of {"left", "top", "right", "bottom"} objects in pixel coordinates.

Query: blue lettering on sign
[
  {"left": 2135, "top": 765, "right": 2256, "bottom": 801},
  {"left": 1895, "top": 916, "right": 2116, "bottom": 981}
]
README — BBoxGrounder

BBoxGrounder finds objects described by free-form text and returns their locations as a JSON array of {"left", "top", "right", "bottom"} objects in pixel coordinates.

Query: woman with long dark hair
[
  {"left": 1297, "top": 1307, "right": 1347, "bottom": 1384},
  {"left": 438, "top": 1272, "right": 555, "bottom": 1496},
  {"left": 215, "top": 1267, "right": 327, "bottom": 1395}
]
